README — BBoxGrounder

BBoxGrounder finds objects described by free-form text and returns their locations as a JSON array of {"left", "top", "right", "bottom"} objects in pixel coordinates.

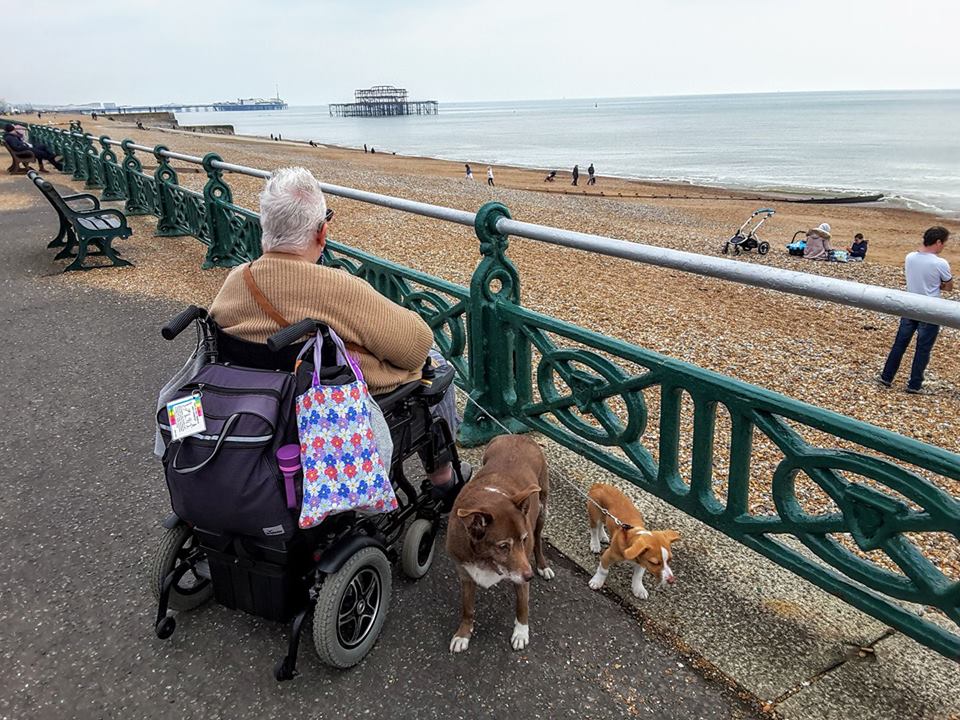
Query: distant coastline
[{"left": 175, "top": 89, "right": 960, "bottom": 218}]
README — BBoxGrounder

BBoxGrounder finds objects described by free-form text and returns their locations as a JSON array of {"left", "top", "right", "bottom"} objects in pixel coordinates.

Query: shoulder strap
[
  {"left": 242, "top": 264, "right": 290, "bottom": 328},
  {"left": 242, "top": 262, "right": 370, "bottom": 358}
]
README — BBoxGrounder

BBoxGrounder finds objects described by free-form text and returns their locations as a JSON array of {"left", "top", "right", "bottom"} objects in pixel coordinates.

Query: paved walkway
[{"left": 0, "top": 185, "right": 759, "bottom": 719}]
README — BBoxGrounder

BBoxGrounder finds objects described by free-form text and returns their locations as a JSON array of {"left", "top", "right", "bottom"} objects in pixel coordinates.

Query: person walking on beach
[
  {"left": 465, "top": 164, "right": 473, "bottom": 180},
  {"left": 587, "top": 163, "right": 596, "bottom": 185},
  {"left": 364, "top": 143, "right": 368, "bottom": 153},
  {"left": 487, "top": 167, "right": 495, "bottom": 186},
  {"left": 879, "top": 226, "right": 952, "bottom": 394},
  {"left": 571, "top": 164, "right": 579, "bottom": 186}
]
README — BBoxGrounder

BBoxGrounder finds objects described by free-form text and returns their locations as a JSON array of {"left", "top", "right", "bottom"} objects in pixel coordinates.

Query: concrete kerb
[{"left": 523, "top": 431, "right": 959, "bottom": 720}]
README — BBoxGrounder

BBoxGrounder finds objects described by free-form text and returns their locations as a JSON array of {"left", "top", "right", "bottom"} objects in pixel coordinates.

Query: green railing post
[
  {"left": 83, "top": 134, "right": 105, "bottom": 190},
  {"left": 121, "top": 139, "right": 153, "bottom": 216},
  {"left": 201, "top": 152, "right": 239, "bottom": 268},
  {"left": 98, "top": 136, "right": 126, "bottom": 201},
  {"left": 71, "top": 133, "right": 89, "bottom": 182},
  {"left": 458, "top": 201, "right": 532, "bottom": 446},
  {"left": 153, "top": 145, "right": 187, "bottom": 237},
  {"left": 61, "top": 130, "right": 77, "bottom": 176}
]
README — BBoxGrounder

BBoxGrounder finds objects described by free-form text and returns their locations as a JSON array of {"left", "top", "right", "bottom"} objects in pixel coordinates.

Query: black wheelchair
[{"left": 151, "top": 306, "right": 466, "bottom": 680}]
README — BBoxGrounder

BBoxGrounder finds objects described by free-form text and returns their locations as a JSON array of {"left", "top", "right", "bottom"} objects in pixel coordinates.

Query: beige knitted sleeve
[{"left": 330, "top": 274, "right": 434, "bottom": 372}]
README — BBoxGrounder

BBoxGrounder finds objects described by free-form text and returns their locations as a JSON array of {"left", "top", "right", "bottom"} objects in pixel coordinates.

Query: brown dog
[
  {"left": 586, "top": 483, "right": 680, "bottom": 599},
  {"left": 446, "top": 435, "right": 553, "bottom": 653}
]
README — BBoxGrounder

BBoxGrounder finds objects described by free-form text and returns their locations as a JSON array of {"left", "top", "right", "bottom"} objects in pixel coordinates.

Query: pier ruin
[{"left": 328, "top": 86, "right": 438, "bottom": 117}]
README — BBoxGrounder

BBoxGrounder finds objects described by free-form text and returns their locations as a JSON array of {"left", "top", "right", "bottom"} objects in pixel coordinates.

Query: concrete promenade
[
  {"left": 0, "top": 170, "right": 956, "bottom": 719},
  {"left": 0, "top": 179, "right": 757, "bottom": 719}
]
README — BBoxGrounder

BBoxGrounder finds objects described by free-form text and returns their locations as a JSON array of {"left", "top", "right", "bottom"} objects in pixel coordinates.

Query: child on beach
[
  {"left": 465, "top": 164, "right": 473, "bottom": 180},
  {"left": 487, "top": 167, "right": 494, "bottom": 186},
  {"left": 850, "top": 233, "right": 868, "bottom": 261}
]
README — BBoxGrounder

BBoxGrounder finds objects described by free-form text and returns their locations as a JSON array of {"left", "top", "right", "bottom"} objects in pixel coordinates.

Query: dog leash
[{"left": 455, "top": 387, "right": 634, "bottom": 531}]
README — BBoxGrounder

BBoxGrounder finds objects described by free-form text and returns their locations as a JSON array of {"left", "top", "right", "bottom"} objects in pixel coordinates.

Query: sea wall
[
  {"left": 178, "top": 124, "right": 235, "bottom": 135},
  {"left": 102, "top": 111, "right": 179, "bottom": 128}
]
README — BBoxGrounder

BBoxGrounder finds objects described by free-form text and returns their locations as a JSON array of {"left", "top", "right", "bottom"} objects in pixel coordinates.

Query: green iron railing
[{"left": 13, "top": 120, "right": 960, "bottom": 661}]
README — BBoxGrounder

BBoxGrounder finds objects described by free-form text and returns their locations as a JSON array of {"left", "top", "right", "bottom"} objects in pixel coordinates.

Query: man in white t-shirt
[{"left": 879, "top": 226, "right": 953, "bottom": 393}]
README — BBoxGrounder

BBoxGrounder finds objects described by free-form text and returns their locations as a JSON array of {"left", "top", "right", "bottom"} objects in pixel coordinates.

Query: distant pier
[
  {"left": 329, "top": 86, "right": 438, "bottom": 118},
  {"left": 114, "top": 97, "right": 288, "bottom": 113}
]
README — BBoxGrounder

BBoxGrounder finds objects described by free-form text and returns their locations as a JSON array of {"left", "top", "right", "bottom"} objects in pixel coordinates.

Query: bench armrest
[{"left": 61, "top": 193, "right": 101, "bottom": 210}]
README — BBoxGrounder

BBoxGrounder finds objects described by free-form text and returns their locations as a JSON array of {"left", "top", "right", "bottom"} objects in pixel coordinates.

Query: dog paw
[
  {"left": 631, "top": 583, "right": 649, "bottom": 600},
  {"left": 588, "top": 574, "right": 606, "bottom": 590},
  {"left": 589, "top": 538, "right": 602, "bottom": 553},
  {"left": 449, "top": 635, "right": 471, "bottom": 653},
  {"left": 511, "top": 621, "right": 529, "bottom": 651},
  {"left": 537, "top": 566, "right": 555, "bottom": 580}
]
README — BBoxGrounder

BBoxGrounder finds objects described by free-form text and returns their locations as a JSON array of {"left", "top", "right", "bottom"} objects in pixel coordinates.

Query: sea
[{"left": 176, "top": 90, "right": 960, "bottom": 217}]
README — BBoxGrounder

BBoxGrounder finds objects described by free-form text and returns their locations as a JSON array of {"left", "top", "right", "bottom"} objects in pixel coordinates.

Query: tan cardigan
[{"left": 209, "top": 255, "right": 434, "bottom": 394}]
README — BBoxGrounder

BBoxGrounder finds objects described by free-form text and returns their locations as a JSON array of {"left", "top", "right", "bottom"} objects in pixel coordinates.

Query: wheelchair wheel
[
  {"left": 150, "top": 524, "right": 213, "bottom": 611},
  {"left": 401, "top": 518, "right": 436, "bottom": 580},
  {"left": 313, "top": 547, "right": 391, "bottom": 669},
  {"left": 758, "top": 241, "right": 770, "bottom": 255}
]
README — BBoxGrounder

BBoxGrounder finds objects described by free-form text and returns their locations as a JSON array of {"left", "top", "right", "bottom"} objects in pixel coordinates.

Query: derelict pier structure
[{"left": 328, "top": 86, "right": 438, "bottom": 117}]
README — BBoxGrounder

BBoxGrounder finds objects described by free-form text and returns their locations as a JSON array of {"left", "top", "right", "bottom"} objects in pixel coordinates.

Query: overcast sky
[{"left": 9, "top": 0, "right": 959, "bottom": 106}]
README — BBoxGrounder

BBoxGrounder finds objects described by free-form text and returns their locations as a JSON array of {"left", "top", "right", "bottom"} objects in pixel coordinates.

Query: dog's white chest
[{"left": 463, "top": 563, "right": 505, "bottom": 589}]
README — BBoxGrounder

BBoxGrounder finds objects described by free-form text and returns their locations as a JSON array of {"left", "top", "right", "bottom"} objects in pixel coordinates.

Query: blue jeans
[{"left": 881, "top": 318, "right": 940, "bottom": 390}]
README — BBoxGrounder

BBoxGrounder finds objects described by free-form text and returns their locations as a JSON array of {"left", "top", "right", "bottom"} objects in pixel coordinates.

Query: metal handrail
[{"left": 66, "top": 128, "right": 960, "bottom": 329}]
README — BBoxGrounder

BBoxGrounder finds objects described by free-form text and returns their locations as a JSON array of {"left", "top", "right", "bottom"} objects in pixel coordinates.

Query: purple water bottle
[{"left": 276, "top": 444, "right": 302, "bottom": 510}]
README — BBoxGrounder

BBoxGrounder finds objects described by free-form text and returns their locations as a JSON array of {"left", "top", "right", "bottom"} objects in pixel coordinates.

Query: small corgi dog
[{"left": 585, "top": 483, "right": 680, "bottom": 600}]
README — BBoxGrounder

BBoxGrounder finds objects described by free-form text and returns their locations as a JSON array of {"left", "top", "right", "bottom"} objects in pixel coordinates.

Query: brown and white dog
[
  {"left": 586, "top": 483, "right": 680, "bottom": 600},
  {"left": 446, "top": 435, "right": 554, "bottom": 653}
]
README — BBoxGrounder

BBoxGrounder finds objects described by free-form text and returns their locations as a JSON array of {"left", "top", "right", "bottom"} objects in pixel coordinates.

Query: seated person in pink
[{"left": 803, "top": 223, "right": 833, "bottom": 260}]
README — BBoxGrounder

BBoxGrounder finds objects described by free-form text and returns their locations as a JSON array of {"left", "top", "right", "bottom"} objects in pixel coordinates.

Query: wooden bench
[
  {"left": 27, "top": 170, "right": 134, "bottom": 272},
  {"left": 3, "top": 137, "right": 39, "bottom": 174}
]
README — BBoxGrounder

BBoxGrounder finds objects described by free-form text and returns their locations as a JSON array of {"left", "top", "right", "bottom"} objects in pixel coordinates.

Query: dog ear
[
  {"left": 662, "top": 530, "right": 681, "bottom": 545},
  {"left": 510, "top": 485, "right": 541, "bottom": 511},
  {"left": 457, "top": 509, "right": 493, "bottom": 541},
  {"left": 623, "top": 537, "right": 653, "bottom": 561}
]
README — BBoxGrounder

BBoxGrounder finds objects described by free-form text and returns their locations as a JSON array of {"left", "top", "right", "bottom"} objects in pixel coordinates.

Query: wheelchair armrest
[
  {"left": 373, "top": 380, "right": 420, "bottom": 412},
  {"left": 416, "top": 363, "right": 454, "bottom": 405}
]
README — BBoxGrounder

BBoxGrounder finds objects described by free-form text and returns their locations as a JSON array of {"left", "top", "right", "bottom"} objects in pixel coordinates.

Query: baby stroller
[
  {"left": 721, "top": 208, "right": 775, "bottom": 255},
  {"left": 151, "top": 306, "right": 466, "bottom": 680}
]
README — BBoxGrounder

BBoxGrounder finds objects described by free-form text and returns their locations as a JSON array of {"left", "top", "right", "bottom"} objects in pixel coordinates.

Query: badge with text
[{"left": 166, "top": 392, "right": 206, "bottom": 441}]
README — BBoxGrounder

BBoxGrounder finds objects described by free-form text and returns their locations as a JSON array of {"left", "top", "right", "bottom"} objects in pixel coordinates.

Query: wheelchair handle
[
  {"left": 267, "top": 319, "right": 320, "bottom": 352},
  {"left": 162, "top": 305, "right": 207, "bottom": 340}
]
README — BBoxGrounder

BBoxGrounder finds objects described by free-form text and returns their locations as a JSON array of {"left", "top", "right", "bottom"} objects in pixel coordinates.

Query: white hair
[{"left": 258, "top": 167, "right": 327, "bottom": 253}]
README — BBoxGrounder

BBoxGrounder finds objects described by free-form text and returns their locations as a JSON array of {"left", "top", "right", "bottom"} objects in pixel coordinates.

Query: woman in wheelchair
[
  {"left": 211, "top": 166, "right": 465, "bottom": 500},
  {"left": 152, "top": 167, "right": 469, "bottom": 680}
]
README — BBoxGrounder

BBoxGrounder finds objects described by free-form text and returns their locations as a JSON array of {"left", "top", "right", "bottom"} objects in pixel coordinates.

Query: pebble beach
[{"left": 11, "top": 113, "right": 959, "bottom": 581}]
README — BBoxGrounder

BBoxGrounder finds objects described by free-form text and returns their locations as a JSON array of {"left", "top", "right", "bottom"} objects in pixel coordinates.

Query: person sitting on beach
[
  {"left": 544, "top": 170, "right": 556, "bottom": 182},
  {"left": 208, "top": 167, "right": 466, "bottom": 502},
  {"left": 849, "top": 233, "right": 868, "bottom": 261},
  {"left": 3, "top": 123, "right": 62, "bottom": 171},
  {"left": 803, "top": 223, "right": 833, "bottom": 260}
]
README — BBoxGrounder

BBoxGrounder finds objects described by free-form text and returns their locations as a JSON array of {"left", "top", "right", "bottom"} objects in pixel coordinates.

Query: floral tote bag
[{"left": 295, "top": 328, "right": 397, "bottom": 528}]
